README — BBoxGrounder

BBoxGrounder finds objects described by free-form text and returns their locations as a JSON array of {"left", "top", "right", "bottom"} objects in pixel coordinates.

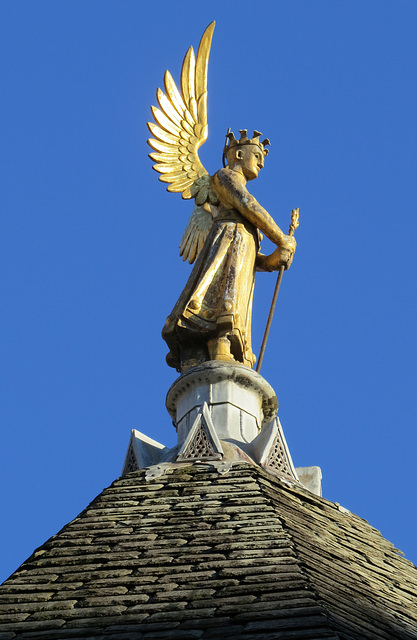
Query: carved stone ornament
[
  {"left": 122, "top": 440, "right": 139, "bottom": 474},
  {"left": 121, "top": 430, "right": 167, "bottom": 476},
  {"left": 247, "top": 417, "right": 299, "bottom": 482},
  {"left": 263, "top": 419, "right": 298, "bottom": 478},
  {"left": 177, "top": 402, "right": 223, "bottom": 462}
]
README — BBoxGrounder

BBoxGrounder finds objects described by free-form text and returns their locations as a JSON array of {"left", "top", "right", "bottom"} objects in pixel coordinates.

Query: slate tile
[{"left": 2, "top": 461, "right": 417, "bottom": 639}]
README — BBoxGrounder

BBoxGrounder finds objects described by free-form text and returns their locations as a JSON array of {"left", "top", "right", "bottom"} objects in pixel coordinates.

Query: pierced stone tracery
[
  {"left": 123, "top": 442, "right": 139, "bottom": 474},
  {"left": 180, "top": 421, "right": 217, "bottom": 460},
  {"left": 177, "top": 404, "right": 224, "bottom": 462},
  {"left": 264, "top": 431, "right": 296, "bottom": 478}
]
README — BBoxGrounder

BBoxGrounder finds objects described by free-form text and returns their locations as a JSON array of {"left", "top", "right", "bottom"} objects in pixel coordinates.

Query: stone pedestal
[
  {"left": 122, "top": 360, "right": 322, "bottom": 496},
  {"left": 166, "top": 361, "right": 278, "bottom": 447}
]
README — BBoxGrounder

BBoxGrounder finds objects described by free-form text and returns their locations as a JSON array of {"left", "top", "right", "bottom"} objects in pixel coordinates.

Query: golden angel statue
[{"left": 148, "top": 22, "right": 297, "bottom": 373}]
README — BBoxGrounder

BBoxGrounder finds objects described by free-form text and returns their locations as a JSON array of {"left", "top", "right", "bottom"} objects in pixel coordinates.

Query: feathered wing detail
[
  {"left": 179, "top": 203, "right": 214, "bottom": 264},
  {"left": 147, "top": 22, "right": 215, "bottom": 198}
]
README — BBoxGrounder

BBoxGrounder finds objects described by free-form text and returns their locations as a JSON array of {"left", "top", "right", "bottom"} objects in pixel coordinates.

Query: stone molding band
[{"left": 166, "top": 360, "right": 278, "bottom": 428}]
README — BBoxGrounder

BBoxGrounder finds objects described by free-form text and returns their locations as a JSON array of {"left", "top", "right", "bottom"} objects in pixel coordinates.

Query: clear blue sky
[{"left": 1, "top": 1, "right": 417, "bottom": 583}]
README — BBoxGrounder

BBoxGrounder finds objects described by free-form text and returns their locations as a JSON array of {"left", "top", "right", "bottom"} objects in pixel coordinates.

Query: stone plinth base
[
  {"left": 122, "top": 360, "right": 322, "bottom": 496},
  {"left": 166, "top": 361, "right": 278, "bottom": 447}
]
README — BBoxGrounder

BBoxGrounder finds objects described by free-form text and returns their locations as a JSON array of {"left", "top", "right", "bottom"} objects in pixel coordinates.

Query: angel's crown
[{"left": 223, "top": 129, "right": 271, "bottom": 158}]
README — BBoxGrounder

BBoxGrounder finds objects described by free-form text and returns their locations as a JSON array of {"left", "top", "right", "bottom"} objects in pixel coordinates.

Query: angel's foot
[{"left": 207, "top": 337, "right": 234, "bottom": 362}]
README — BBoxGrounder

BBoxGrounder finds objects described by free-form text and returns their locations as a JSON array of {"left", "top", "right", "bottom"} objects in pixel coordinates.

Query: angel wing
[
  {"left": 179, "top": 203, "right": 213, "bottom": 264},
  {"left": 147, "top": 22, "right": 215, "bottom": 198}
]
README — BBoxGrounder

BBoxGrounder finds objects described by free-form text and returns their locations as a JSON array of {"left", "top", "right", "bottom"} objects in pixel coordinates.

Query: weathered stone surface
[{"left": 1, "top": 462, "right": 417, "bottom": 639}]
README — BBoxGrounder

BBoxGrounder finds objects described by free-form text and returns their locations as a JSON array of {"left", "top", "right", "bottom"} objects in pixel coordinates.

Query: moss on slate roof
[{"left": 1, "top": 461, "right": 416, "bottom": 639}]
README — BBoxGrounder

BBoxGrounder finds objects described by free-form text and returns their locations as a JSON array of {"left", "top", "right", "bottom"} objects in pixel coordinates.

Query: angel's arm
[{"left": 212, "top": 169, "right": 289, "bottom": 246}]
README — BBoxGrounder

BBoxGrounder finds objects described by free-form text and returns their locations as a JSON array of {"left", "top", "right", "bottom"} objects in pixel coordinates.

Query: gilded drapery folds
[{"left": 163, "top": 212, "right": 258, "bottom": 370}]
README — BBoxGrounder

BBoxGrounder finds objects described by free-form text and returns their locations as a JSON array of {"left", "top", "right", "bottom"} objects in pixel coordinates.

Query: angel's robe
[{"left": 162, "top": 168, "right": 263, "bottom": 371}]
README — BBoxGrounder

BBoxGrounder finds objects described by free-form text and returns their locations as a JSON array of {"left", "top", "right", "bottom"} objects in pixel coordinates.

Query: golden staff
[{"left": 256, "top": 208, "right": 299, "bottom": 374}]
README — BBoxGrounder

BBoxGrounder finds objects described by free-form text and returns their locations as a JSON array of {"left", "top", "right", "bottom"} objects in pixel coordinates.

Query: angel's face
[{"left": 239, "top": 145, "right": 264, "bottom": 181}]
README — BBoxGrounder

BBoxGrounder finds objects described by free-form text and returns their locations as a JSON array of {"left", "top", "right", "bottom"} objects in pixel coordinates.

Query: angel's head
[
  {"left": 227, "top": 144, "right": 266, "bottom": 181},
  {"left": 223, "top": 129, "right": 270, "bottom": 181}
]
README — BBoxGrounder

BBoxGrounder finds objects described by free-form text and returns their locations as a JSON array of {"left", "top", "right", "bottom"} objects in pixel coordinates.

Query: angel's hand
[
  {"left": 256, "top": 242, "right": 296, "bottom": 272},
  {"left": 280, "top": 234, "right": 297, "bottom": 254}
]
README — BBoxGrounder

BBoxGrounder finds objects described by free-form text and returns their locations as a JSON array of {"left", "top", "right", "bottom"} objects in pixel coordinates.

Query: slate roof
[{"left": 1, "top": 461, "right": 417, "bottom": 639}]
